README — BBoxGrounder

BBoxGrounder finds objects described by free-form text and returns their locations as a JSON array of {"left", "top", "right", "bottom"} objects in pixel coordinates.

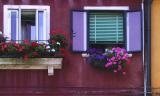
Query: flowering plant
[
  {"left": 48, "top": 31, "right": 67, "bottom": 52},
  {"left": 87, "top": 47, "right": 132, "bottom": 75},
  {"left": 0, "top": 31, "right": 68, "bottom": 58}
]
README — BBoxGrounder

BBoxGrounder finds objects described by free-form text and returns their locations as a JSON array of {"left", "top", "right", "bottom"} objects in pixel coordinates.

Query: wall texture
[{"left": 0, "top": 0, "right": 143, "bottom": 95}]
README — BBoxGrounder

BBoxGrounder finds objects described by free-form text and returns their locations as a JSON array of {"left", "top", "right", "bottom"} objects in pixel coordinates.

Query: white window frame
[
  {"left": 3, "top": 5, "right": 50, "bottom": 42},
  {"left": 84, "top": 6, "right": 129, "bottom": 10},
  {"left": 7, "top": 10, "right": 19, "bottom": 41}
]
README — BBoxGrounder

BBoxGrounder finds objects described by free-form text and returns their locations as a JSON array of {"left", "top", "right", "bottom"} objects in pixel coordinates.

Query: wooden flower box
[{"left": 0, "top": 58, "right": 63, "bottom": 76}]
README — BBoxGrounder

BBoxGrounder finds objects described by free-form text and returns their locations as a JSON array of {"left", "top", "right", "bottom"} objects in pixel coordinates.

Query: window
[
  {"left": 89, "top": 12, "right": 124, "bottom": 45},
  {"left": 3, "top": 5, "right": 50, "bottom": 43},
  {"left": 72, "top": 6, "right": 142, "bottom": 52}
]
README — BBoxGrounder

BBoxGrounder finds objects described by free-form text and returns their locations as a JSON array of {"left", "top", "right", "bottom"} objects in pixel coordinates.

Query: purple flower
[
  {"left": 118, "top": 65, "right": 122, "bottom": 71},
  {"left": 87, "top": 48, "right": 96, "bottom": 54},
  {"left": 96, "top": 55, "right": 105, "bottom": 60},
  {"left": 87, "top": 47, "right": 131, "bottom": 75},
  {"left": 96, "top": 48, "right": 103, "bottom": 54}
]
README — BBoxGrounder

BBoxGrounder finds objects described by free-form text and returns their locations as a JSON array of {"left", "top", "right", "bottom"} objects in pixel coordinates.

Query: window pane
[
  {"left": 31, "top": 26, "right": 36, "bottom": 40},
  {"left": 38, "top": 11, "right": 44, "bottom": 42},
  {"left": 89, "top": 12, "right": 124, "bottom": 44},
  {"left": 11, "top": 12, "right": 17, "bottom": 41}
]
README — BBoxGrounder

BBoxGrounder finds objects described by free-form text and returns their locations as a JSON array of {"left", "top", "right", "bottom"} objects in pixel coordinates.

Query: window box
[
  {"left": 0, "top": 30, "right": 67, "bottom": 76},
  {"left": 0, "top": 58, "right": 63, "bottom": 76}
]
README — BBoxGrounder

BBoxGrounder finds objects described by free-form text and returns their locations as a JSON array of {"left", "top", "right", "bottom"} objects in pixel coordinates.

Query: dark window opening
[{"left": 21, "top": 9, "right": 36, "bottom": 42}]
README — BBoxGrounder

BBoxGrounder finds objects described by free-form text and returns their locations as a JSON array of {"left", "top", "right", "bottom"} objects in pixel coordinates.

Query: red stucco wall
[{"left": 0, "top": 0, "right": 143, "bottom": 95}]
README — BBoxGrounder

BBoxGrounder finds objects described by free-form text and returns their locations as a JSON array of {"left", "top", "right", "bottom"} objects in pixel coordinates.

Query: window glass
[
  {"left": 11, "top": 11, "right": 17, "bottom": 41},
  {"left": 38, "top": 11, "right": 44, "bottom": 42}
]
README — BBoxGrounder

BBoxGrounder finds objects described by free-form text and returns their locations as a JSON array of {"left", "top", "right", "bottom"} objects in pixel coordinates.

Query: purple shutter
[
  {"left": 72, "top": 11, "right": 87, "bottom": 52},
  {"left": 126, "top": 12, "right": 141, "bottom": 52}
]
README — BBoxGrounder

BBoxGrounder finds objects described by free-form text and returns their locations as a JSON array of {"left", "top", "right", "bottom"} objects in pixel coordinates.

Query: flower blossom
[
  {"left": 51, "top": 48, "right": 55, "bottom": 52},
  {"left": 56, "top": 42, "right": 61, "bottom": 45}
]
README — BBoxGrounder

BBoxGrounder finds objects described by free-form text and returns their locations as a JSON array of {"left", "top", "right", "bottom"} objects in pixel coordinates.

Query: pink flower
[
  {"left": 112, "top": 48, "right": 116, "bottom": 51},
  {"left": 122, "top": 56, "right": 127, "bottom": 60},
  {"left": 105, "top": 62, "right": 112, "bottom": 68},
  {"left": 116, "top": 47, "right": 121, "bottom": 51},
  {"left": 118, "top": 65, "right": 122, "bottom": 71},
  {"left": 124, "top": 53, "right": 128, "bottom": 57},
  {"left": 122, "top": 72, "right": 126, "bottom": 75},
  {"left": 105, "top": 64, "right": 110, "bottom": 68},
  {"left": 114, "top": 70, "right": 117, "bottom": 73},
  {"left": 111, "top": 57, "right": 115, "bottom": 61},
  {"left": 113, "top": 62, "right": 117, "bottom": 64},
  {"left": 117, "top": 51, "right": 121, "bottom": 55}
]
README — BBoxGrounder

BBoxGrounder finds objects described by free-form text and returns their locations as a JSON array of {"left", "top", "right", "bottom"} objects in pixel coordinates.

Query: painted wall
[
  {"left": 151, "top": 0, "right": 160, "bottom": 93},
  {"left": 0, "top": 0, "right": 143, "bottom": 95}
]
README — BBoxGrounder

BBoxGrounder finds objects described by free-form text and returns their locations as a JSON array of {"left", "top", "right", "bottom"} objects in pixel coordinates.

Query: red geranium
[
  {"left": 31, "top": 42, "right": 39, "bottom": 47},
  {"left": 18, "top": 46, "right": 25, "bottom": 52},
  {"left": 23, "top": 40, "right": 29, "bottom": 45},
  {"left": 0, "top": 30, "right": 68, "bottom": 58}
]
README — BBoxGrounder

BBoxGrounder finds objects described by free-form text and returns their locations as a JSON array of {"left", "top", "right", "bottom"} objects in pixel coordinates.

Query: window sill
[{"left": 0, "top": 58, "right": 63, "bottom": 76}]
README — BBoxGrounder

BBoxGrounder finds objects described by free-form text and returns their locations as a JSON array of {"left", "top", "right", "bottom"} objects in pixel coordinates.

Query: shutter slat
[
  {"left": 90, "top": 23, "right": 123, "bottom": 27},
  {"left": 89, "top": 12, "right": 124, "bottom": 44}
]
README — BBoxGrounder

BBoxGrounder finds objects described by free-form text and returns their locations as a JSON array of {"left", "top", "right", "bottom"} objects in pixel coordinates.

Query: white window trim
[
  {"left": 84, "top": 6, "right": 129, "bottom": 10},
  {"left": 3, "top": 5, "right": 50, "bottom": 41},
  {"left": 127, "top": 13, "right": 130, "bottom": 51},
  {"left": 84, "top": 6, "right": 129, "bottom": 45},
  {"left": 4, "top": 5, "right": 50, "bottom": 10},
  {"left": 83, "top": 12, "right": 87, "bottom": 51}
]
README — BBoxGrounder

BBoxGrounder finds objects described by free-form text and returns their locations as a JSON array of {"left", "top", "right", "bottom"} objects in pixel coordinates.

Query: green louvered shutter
[{"left": 89, "top": 12, "right": 124, "bottom": 44}]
